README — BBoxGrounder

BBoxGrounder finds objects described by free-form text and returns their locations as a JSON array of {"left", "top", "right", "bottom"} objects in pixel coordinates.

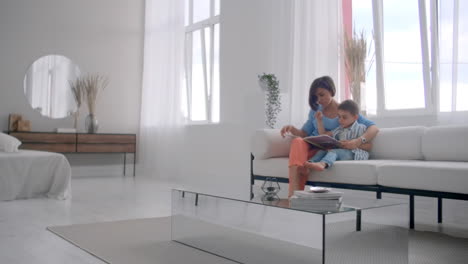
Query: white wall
[
  {"left": 174, "top": 0, "right": 294, "bottom": 199},
  {"left": 0, "top": 0, "right": 144, "bottom": 176}
]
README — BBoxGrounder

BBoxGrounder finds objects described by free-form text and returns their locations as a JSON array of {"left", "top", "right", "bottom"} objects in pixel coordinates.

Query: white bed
[{"left": 0, "top": 150, "right": 71, "bottom": 201}]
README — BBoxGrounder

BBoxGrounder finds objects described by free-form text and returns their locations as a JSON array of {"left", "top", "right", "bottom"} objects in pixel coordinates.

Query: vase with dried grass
[
  {"left": 344, "top": 29, "right": 372, "bottom": 115},
  {"left": 70, "top": 78, "right": 85, "bottom": 130},
  {"left": 82, "top": 74, "right": 108, "bottom": 133}
]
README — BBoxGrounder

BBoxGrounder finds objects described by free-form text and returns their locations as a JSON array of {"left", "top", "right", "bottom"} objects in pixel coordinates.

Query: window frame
[
  {"left": 370, "top": 0, "right": 435, "bottom": 117},
  {"left": 184, "top": 0, "right": 220, "bottom": 124}
]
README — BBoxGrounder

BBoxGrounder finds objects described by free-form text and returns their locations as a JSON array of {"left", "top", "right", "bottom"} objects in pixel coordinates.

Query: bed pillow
[{"left": 0, "top": 132, "right": 21, "bottom": 152}]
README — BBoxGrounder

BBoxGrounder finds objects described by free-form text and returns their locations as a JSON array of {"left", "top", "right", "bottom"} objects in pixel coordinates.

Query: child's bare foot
[{"left": 303, "top": 161, "right": 326, "bottom": 171}]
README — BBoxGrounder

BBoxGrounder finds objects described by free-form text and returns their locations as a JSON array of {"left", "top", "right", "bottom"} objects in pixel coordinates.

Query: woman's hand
[
  {"left": 281, "top": 125, "right": 298, "bottom": 137},
  {"left": 339, "top": 138, "right": 361, "bottom": 150}
]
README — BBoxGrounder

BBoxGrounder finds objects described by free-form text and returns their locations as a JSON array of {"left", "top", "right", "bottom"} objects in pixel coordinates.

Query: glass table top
[{"left": 173, "top": 189, "right": 405, "bottom": 215}]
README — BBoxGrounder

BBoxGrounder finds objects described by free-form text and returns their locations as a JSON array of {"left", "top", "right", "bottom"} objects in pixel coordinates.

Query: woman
[{"left": 280, "top": 76, "right": 379, "bottom": 197}]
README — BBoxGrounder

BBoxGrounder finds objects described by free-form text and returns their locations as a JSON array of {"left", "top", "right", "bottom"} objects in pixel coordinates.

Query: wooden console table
[{"left": 8, "top": 132, "right": 136, "bottom": 176}]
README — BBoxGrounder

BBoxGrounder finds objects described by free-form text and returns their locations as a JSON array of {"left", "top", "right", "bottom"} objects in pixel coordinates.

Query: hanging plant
[{"left": 258, "top": 73, "right": 281, "bottom": 129}]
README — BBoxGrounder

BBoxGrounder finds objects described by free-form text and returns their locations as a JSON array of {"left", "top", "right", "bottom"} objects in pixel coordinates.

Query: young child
[{"left": 304, "top": 99, "right": 369, "bottom": 171}]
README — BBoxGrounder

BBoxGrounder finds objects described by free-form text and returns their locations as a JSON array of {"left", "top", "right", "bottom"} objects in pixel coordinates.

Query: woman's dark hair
[{"left": 308, "top": 76, "right": 336, "bottom": 111}]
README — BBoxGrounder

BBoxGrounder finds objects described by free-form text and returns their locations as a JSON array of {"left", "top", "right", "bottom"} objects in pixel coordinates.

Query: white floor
[
  {"left": 1, "top": 176, "right": 467, "bottom": 264},
  {"left": 0, "top": 176, "right": 175, "bottom": 264}
]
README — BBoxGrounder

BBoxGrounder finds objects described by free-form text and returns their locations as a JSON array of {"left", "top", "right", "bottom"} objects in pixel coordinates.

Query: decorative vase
[
  {"left": 360, "top": 82, "right": 367, "bottom": 116},
  {"left": 73, "top": 112, "right": 79, "bottom": 130},
  {"left": 85, "top": 114, "right": 99, "bottom": 133},
  {"left": 351, "top": 81, "right": 366, "bottom": 116}
]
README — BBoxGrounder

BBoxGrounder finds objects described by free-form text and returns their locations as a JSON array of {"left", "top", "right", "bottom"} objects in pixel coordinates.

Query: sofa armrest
[{"left": 251, "top": 129, "right": 291, "bottom": 160}]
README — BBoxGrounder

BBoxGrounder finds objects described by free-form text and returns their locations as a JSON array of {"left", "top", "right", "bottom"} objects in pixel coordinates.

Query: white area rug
[
  {"left": 48, "top": 216, "right": 468, "bottom": 264},
  {"left": 47, "top": 217, "right": 234, "bottom": 264}
]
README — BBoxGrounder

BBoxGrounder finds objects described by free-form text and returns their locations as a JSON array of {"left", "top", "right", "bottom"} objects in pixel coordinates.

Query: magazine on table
[
  {"left": 286, "top": 134, "right": 341, "bottom": 150},
  {"left": 293, "top": 190, "right": 343, "bottom": 199},
  {"left": 290, "top": 196, "right": 342, "bottom": 212}
]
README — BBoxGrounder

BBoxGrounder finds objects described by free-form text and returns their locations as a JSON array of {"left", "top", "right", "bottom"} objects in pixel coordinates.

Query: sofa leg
[
  {"left": 356, "top": 210, "right": 361, "bottom": 231},
  {"left": 409, "top": 195, "right": 415, "bottom": 229},
  {"left": 438, "top": 197, "right": 443, "bottom": 223},
  {"left": 376, "top": 191, "right": 382, "bottom": 199},
  {"left": 250, "top": 153, "right": 255, "bottom": 200}
]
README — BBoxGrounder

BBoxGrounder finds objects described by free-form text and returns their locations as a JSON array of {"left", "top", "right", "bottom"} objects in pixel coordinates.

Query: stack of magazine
[{"left": 290, "top": 188, "right": 343, "bottom": 212}]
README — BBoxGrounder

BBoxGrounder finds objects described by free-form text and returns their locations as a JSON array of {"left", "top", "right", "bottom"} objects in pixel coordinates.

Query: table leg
[
  {"left": 133, "top": 152, "right": 136, "bottom": 177},
  {"left": 322, "top": 215, "right": 326, "bottom": 264}
]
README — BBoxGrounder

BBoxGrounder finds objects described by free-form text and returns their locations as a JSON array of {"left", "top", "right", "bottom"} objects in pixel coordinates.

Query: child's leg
[
  {"left": 331, "top": 149, "right": 354, "bottom": 161},
  {"left": 304, "top": 150, "right": 328, "bottom": 171},
  {"left": 303, "top": 161, "right": 327, "bottom": 171},
  {"left": 308, "top": 150, "right": 327, "bottom": 163},
  {"left": 321, "top": 149, "right": 354, "bottom": 168}
]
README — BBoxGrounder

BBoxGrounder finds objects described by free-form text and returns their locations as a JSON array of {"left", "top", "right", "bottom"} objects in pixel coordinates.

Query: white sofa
[{"left": 251, "top": 125, "right": 468, "bottom": 228}]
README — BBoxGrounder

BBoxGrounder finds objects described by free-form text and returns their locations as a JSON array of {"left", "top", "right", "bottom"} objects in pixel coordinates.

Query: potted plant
[
  {"left": 258, "top": 73, "right": 281, "bottom": 129},
  {"left": 69, "top": 78, "right": 85, "bottom": 130},
  {"left": 71, "top": 74, "right": 108, "bottom": 133}
]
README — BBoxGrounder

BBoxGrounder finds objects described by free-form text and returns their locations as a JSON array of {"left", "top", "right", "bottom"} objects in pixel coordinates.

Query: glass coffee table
[{"left": 171, "top": 189, "right": 408, "bottom": 264}]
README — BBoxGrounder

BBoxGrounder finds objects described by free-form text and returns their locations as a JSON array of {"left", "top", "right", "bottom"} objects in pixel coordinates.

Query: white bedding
[{"left": 0, "top": 150, "right": 71, "bottom": 201}]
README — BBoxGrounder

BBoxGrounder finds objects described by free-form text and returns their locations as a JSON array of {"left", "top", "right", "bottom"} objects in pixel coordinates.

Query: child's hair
[{"left": 338, "top": 100, "right": 360, "bottom": 116}]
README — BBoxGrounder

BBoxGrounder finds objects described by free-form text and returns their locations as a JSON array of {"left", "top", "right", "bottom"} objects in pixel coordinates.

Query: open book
[{"left": 287, "top": 134, "right": 341, "bottom": 150}]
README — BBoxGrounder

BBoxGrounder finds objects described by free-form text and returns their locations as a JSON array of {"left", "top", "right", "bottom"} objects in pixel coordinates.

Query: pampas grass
[
  {"left": 69, "top": 74, "right": 108, "bottom": 119},
  {"left": 69, "top": 78, "right": 86, "bottom": 129},
  {"left": 70, "top": 78, "right": 85, "bottom": 108},
  {"left": 83, "top": 74, "right": 108, "bottom": 115},
  {"left": 344, "top": 29, "right": 373, "bottom": 109}
]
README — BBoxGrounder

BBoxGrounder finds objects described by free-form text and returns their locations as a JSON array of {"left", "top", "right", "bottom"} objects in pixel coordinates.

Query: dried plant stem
[
  {"left": 83, "top": 74, "right": 109, "bottom": 115},
  {"left": 69, "top": 78, "right": 86, "bottom": 129},
  {"left": 69, "top": 74, "right": 108, "bottom": 121},
  {"left": 344, "top": 28, "right": 369, "bottom": 108}
]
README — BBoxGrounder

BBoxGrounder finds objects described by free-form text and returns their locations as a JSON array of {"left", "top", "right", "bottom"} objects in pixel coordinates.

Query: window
[
  {"left": 184, "top": 0, "right": 220, "bottom": 123},
  {"left": 351, "top": 0, "right": 377, "bottom": 115},
  {"left": 349, "top": 0, "right": 468, "bottom": 116},
  {"left": 382, "top": 0, "right": 426, "bottom": 110}
]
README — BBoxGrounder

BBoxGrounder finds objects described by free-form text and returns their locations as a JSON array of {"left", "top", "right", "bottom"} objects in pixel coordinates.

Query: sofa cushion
[
  {"left": 370, "top": 126, "right": 426, "bottom": 160},
  {"left": 422, "top": 125, "right": 468, "bottom": 162},
  {"left": 309, "top": 160, "right": 386, "bottom": 185},
  {"left": 253, "top": 159, "right": 382, "bottom": 185},
  {"left": 377, "top": 160, "right": 468, "bottom": 194},
  {"left": 253, "top": 158, "right": 289, "bottom": 178},
  {"left": 252, "top": 129, "right": 291, "bottom": 160}
]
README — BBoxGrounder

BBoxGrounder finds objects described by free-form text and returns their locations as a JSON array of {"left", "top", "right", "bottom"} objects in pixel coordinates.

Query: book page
[{"left": 303, "top": 135, "right": 341, "bottom": 149}]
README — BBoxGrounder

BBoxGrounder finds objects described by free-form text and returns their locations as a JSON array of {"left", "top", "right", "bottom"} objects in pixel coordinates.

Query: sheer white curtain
[
  {"left": 439, "top": 0, "right": 468, "bottom": 113},
  {"left": 139, "top": 0, "right": 185, "bottom": 179},
  {"left": 289, "top": 0, "right": 343, "bottom": 127}
]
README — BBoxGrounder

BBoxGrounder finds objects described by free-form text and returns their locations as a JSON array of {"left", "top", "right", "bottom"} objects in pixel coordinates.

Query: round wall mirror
[{"left": 23, "top": 55, "right": 81, "bottom": 119}]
